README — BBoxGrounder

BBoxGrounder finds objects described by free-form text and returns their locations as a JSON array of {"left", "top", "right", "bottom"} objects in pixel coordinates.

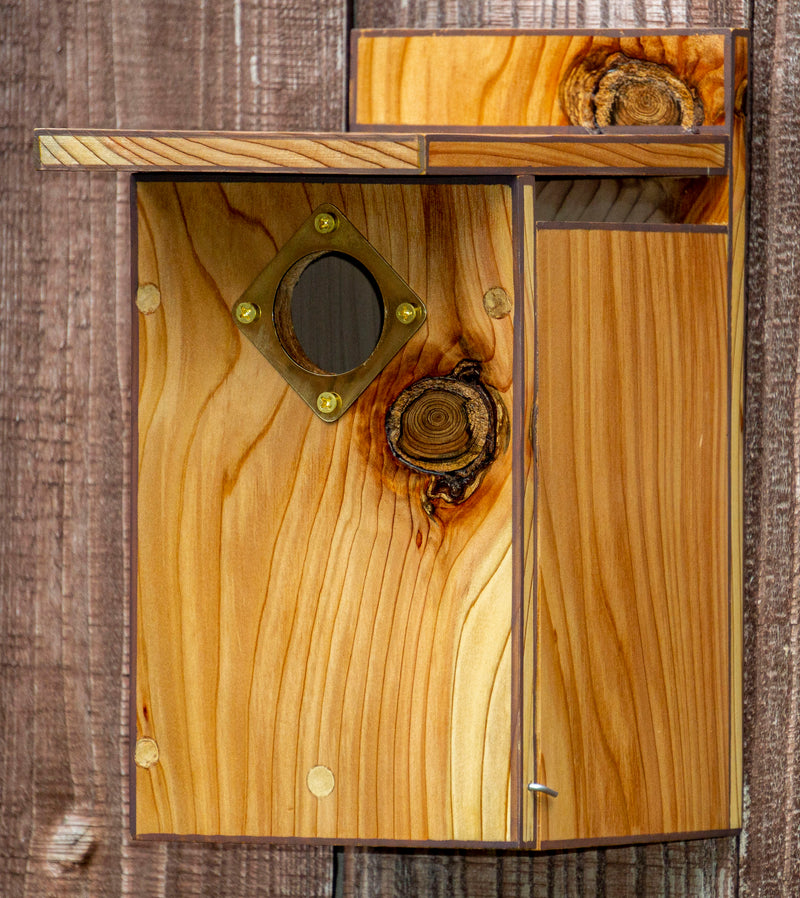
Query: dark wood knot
[
  {"left": 385, "top": 359, "right": 507, "bottom": 512},
  {"left": 560, "top": 51, "right": 704, "bottom": 131}
]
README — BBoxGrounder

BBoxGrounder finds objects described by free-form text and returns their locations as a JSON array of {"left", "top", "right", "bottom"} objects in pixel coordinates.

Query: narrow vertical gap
[
  {"left": 332, "top": 845, "right": 344, "bottom": 897},
  {"left": 343, "top": 0, "right": 355, "bottom": 131}
]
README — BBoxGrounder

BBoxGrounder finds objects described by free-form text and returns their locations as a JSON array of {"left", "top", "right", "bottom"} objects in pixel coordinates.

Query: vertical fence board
[
  {"left": 5, "top": 0, "right": 800, "bottom": 896},
  {"left": 0, "top": 0, "right": 345, "bottom": 895}
]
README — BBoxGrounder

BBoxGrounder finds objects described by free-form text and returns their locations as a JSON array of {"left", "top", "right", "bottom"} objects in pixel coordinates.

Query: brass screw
[
  {"left": 396, "top": 302, "right": 418, "bottom": 325},
  {"left": 314, "top": 212, "right": 338, "bottom": 234},
  {"left": 235, "top": 301, "right": 260, "bottom": 324},
  {"left": 316, "top": 391, "right": 341, "bottom": 415},
  {"left": 134, "top": 737, "right": 160, "bottom": 769},
  {"left": 136, "top": 283, "right": 161, "bottom": 315},
  {"left": 307, "top": 765, "right": 335, "bottom": 798}
]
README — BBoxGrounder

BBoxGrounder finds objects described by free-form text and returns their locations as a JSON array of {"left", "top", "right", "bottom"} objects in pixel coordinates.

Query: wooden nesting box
[{"left": 37, "top": 27, "right": 748, "bottom": 849}]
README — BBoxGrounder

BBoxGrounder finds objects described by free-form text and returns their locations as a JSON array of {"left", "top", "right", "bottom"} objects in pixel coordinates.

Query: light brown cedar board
[
  {"left": 37, "top": 131, "right": 423, "bottom": 172},
  {"left": 728, "top": 32, "right": 748, "bottom": 829},
  {"left": 351, "top": 30, "right": 730, "bottom": 131},
  {"left": 424, "top": 138, "right": 727, "bottom": 173},
  {"left": 534, "top": 226, "right": 731, "bottom": 846},
  {"left": 35, "top": 128, "right": 728, "bottom": 177},
  {"left": 134, "top": 179, "right": 524, "bottom": 845}
]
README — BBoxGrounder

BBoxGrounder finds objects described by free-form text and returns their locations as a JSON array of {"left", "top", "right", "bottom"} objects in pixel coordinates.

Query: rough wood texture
[
  {"left": 354, "top": 0, "right": 748, "bottom": 28},
  {"left": 5, "top": 0, "right": 800, "bottom": 893},
  {"left": 535, "top": 227, "right": 730, "bottom": 843},
  {"left": 741, "top": 3, "right": 800, "bottom": 895},
  {"left": 559, "top": 51, "right": 705, "bottom": 130},
  {"left": 1, "top": 0, "right": 343, "bottom": 894},
  {"left": 341, "top": 839, "right": 739, "bottom": 895},
  {"left": 136, "top": 180, "right": 516, "bottom": 843},
  {"left": 425, "top": 138, "right": 726, "bottom": 172},
  {"left": 385, "top": 360, "right": 508, "bottom": 509},
  {"left": 37, "top": 131, "right": 422, "bottom": 172},
  {"left": 353, "top": 33, "right": 727, "bottom": 129}
]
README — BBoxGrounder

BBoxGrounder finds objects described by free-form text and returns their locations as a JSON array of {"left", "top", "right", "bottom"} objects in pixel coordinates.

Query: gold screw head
[
  {"left": 235, "top": 301, "right": 260, "bottom": 324},
  {"left": 134, "top": 737, "right": 160, "bottom": 769},
  {"left": 316, "top": 391, "right": 341, "bottom": 415},
  {"left": 314, "top": 212, "right": 338, "bottom": 234},
  {"left": 396, "top": 302, "right": 418, "bottom": 325},
  {"left": 307, "top": 765, "right": 335, "bottom": 798}
]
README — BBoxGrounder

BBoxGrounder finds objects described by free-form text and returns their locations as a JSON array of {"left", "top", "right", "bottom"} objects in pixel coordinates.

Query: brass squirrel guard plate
[{"left": 232, "top": 202, "right": 426, "bottom": 422}]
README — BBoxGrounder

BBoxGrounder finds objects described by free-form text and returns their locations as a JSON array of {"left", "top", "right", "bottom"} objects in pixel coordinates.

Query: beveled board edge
[
  {"left": 426, "top": 136, "right": 727, "bottom": 176},
  {"left": 132, "top": 828, "right": 739, "bottom": 849},
  {"left": 36, "top": 129, "right": 424, "bottom": 173},
  {"left": 538, "top": 828, "right": 740, "bottom": 851},
  {"left": 353, "top": 27, "right": 740, "bottom": 35},
  {"left": 129, "top": 176, "right": 139, "bottom": 840},
  {"left": 510, "top": 177, "right": 526, "bottom": 844},
  {"left": 37, "top": 129, "right": 727, "bottom": 177},
  {"left": 134, "top": 833, "right": 520, "bottom": 848}
]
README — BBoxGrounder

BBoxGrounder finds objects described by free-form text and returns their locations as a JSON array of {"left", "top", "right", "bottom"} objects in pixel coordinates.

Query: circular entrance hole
[{"left": 275, "top": 252, "right": 384, "bottom": 375}]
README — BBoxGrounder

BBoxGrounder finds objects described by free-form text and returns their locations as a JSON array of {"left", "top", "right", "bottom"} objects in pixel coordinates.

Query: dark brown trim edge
[
  {"left": 35, "top": 127, "right": 423, "bottom": 139},
  {"left": 129, "top": 174, "right": 139, "bottom": 838},
  {"left": 355, "top": 123, "right": 730, "bottom": 137},
  {"left": 519, "top": 174, "right": 539, "bottom": 848},
  {"left": 725, "top": 31, "right": 735, "bottom": 135},
  {"left": 350, "top": 27, "right": 738, "bottom": 38},
  {"left": 428, "top": 165, "right": 728, "bottom": 178},
  {"left": 425, "top": 132, "right": 728, "bottom": 143},
  {"left": 535, "top": 222, "right": 729, "bottom": 233},
  {"left": 726, "top": 62, "right": 735, "bottom": 833},
  {"left": 540, "top": 828, "right": 740, "bottom": 851},
  {"left": 134, "top": 833, "right": 520, "bottom": 848},
  {"left": 349, "top": 29, "right": 360, "bottom": 132},
  {"left": 510, "top": 176, "right": 526, "bottom": 844}
]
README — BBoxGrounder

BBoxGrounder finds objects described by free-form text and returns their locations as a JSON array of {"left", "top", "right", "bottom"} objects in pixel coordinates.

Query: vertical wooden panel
[
  {"left": 135, "top": 181, "right": 516, "bottom": 843},
  {"left": 728, "top": 34, "right": 747, "bottom": 830},
  {"left": 520, "top": 182, "right": 538, "bottom": 845},
  {"left": 535, "top": 228, "right": 730, "bottom": 843},
  {"left": 348, "top": 0, "right": 741, "bottom": 892},
  {"left": 741, "top": 1, "right": 800, "bottom": 894}
]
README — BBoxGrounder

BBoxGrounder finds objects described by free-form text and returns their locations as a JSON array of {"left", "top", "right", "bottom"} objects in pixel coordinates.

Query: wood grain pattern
[
  {"left": 535, "top": 228, "right": 730, "bottom": 843},
  {"left": 535, "top": 176, "right": 729, "bottom": 224},
  {"left": 36, "top": 130, "right": 728, "bottom": 177},
  {"left": 520, "top": 182, "right": 537, "bottom": 845},
  {"left": 37, "top": 131, "right": 422, "bottom": 172},
  {"left": 10, "top": 0, "right": 795, "bottom": 892},
  {"left": 353, "top": 0, "right": 748, "bottom": 29},
  {"left": 728, "top": 37, "right": 747, "bottom": 831},
  {"left": 136, "top": 180, "right": 517, "bottom": 843},
  {"left": 353, "top": 33, "right": 727, "bottom": 129},
  {"left": 740, "top": 2, "right": 800, "bottom": 893},
  {"left": 426, "top": 138, "right": 726, "bottom": 172},
  {"left": 560, "top": 52, "right": 706, "bottom": 130},
  {"left": 1, "top": 0, "right": 343, "bottom": 895}
]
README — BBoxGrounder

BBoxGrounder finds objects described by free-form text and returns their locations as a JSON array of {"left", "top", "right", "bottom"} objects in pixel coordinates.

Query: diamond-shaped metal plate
[{"left": 232, "top": 203, "right": 426, "bottom": 422}]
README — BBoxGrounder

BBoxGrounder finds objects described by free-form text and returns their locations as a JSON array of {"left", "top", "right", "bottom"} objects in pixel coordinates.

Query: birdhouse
[{"left": 37, "top": 27, "right": 748, "bottom": 849}]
